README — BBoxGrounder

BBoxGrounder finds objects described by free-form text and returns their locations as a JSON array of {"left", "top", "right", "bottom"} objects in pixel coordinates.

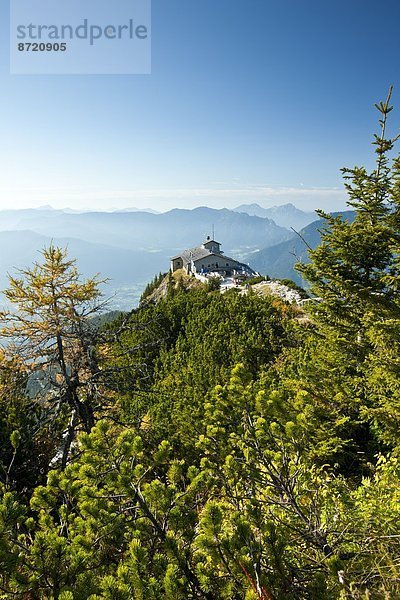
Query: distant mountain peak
[
  {"left": 36, "top": 204, "right": 56, "bottom": 211},
  {"left": 234, "top": 203, "right": 316, "bottom": 230}
]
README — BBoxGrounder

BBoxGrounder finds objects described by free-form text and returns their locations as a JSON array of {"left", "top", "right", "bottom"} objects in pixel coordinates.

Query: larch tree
[{"left": 0, "top": 245, "right": 107, "bottom": 467}]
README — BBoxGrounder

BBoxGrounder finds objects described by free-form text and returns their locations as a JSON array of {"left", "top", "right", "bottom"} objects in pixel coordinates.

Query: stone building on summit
[{"left": 170, "top": 237, "right": 257, "bottom": 278}]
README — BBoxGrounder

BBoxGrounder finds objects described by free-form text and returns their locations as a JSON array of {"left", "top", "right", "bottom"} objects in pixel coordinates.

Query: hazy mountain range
[
  {"left": 0, "top": 204, "right": 348, "bottom": 308},
  {"left": 0, "top": 207, "right": 289, "bottom": 254},
  {"left": 234, "top": 203, "right": 316, "bottom": 230}
]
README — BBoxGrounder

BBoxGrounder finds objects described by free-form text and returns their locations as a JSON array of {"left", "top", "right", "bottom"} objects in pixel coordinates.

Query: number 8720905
[{"left": 18, "top": 42, "right": 67, "bottom": 51}]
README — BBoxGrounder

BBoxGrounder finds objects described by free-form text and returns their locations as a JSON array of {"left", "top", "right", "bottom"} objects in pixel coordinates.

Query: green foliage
[
  {"left": 0, "top": 352, "right": 53, "bottom": 493},
  {"left": 205, "top": 276, "right": 221, "bottom": 291},
  {"left": 109, "top": 286, "right": 297, "bottom": 457},
  {"left": 140, "top": 271, "right": 167, "bottom": 302},
  {"left": 245, "top": 275, "right": 270, "bottom": 285}
]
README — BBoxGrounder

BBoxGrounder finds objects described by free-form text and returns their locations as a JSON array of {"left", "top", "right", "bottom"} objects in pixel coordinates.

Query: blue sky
[{"left": 1, "top": 0, "right": 399, "bottom": 212}]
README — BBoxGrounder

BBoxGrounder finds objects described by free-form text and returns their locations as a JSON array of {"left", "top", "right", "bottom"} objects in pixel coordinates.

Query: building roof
[
  {"left": 203, "top": 237, "right": 221, "bottom": 245},
  {"left": 171, "top": 246, "right": 213, "bottom": 264}
]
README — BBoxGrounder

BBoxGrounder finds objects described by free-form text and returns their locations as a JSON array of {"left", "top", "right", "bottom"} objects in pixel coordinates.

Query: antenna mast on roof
[{"left": 212, "top": 224, "right": 215, "bottom": 240}]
